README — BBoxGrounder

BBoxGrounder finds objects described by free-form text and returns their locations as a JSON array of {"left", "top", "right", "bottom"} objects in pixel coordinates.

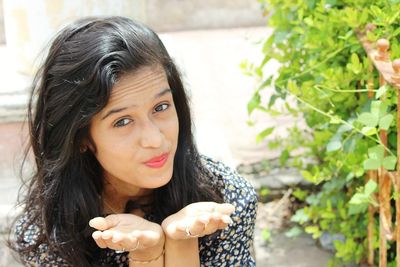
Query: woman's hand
[
  {"left": 89, "top": 214, "right": 164, "bottom": 257},
  {"left": 161, "top": 202, "right": 235, "bottom": 240}
]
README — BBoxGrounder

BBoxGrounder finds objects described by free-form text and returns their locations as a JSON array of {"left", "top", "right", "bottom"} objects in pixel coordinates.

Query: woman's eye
[
  {"left": 114, "top": 118, "right": 131, "bottom": 128},
  {"left": 155, "top": 103, "right": 169, "bottom": 112}
]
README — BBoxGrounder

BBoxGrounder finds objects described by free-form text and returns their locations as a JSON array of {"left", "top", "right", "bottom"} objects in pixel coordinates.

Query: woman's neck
[{"left": 102, "top": 184, "right": 153, "bottom": 215}]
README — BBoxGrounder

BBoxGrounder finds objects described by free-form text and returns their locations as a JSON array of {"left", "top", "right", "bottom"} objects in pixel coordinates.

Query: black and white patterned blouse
[{"left": 14, "top": 156, "right": 257, "bottom": 266}]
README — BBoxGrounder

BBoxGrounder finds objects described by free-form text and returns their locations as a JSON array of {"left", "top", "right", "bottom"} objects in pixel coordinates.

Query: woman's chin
[{"left": 138, "top": 170, "right": 173, "bottom": 189}]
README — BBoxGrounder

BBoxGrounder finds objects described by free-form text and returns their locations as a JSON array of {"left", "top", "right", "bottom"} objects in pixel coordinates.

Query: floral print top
[{"left": 14, "top": 156, "right": 258, "bottom": 266}]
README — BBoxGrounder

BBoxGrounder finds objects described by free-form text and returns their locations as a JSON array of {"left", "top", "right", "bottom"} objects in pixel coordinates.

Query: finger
[
  {"left": 176, "top": 221, "right": 190, "bottom": 232},
  {"left": 221, "top": 214, "right": 233, "bottom": 225},
  {"left": 103, "top": 238, "right": 124, "bottom": 252},
  {"left": 176, "top": 220, "right": 195, "bottom": 236},
  {"left": 215, "top": 203, "right": 235, "bottom": 215},
  {"left": 114, "top": 234, "right": 139, "bottom": 251},
  {"left": 89, "top": 217, "right": 108, "bottom": 230},
  {"left": 101, "top": 230, "right": 114, "bottom": 240},
  {"left": 89, "top": 215, "right": 121, "bottom": 231},
  {"left": 103, "top": 214, "right": 121, "bottom": 229},
  {"left": 128, "top": 230, "right": 142, "bottom": 239},
  {"left": 198, "top": 214, "right": 210, "bottom": 225},
  {"left": 211, "top": 212, "right": 221, "bottom": 221},
  {"left": 112, "top": 232, "right": 124, "bottom": 243},
  {"left": 203, "top": 214, "right": 221, "bottom": 235},
  {"left": 189, "top": 218, "right": 208, "bottom": 236},
  {"left": 216, "top": 215, "right": 232, "bottom": 230},
  {"left": 92, "top": 231, "right": 108, "bottom": 249},
  {"left": 128, "top": 236, "right": 140, "bottom": 251}
]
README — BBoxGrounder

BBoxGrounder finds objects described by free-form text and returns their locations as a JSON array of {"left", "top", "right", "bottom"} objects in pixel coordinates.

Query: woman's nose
[{"left": 139, "top": 119, "right": 163, "bottom": 148}]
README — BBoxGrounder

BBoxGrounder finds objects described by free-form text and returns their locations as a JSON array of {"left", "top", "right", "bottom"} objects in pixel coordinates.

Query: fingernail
[{"left": 223, "top": 217, "right": 233, "bottom": 224}]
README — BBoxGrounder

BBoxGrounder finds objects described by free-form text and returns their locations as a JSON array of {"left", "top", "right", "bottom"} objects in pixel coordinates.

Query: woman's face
[{"left": 89, "top": 65, "right": 179, "bottom": 197}]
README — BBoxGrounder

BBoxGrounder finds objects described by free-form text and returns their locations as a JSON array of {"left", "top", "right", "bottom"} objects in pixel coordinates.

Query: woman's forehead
[{"left": 108, "top": 66, "right": 168, "bottom": 103}]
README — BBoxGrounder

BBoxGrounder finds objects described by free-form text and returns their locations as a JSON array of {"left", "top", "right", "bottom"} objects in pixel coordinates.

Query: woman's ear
[
  {"left": 79, "top": 145, "right": 88, "bottom": 153},
  {"left": 81, "top": 138, "right": 95, "bottom": 153}
]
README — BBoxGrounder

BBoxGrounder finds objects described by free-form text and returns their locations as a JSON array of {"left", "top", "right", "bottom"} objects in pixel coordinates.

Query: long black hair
[{"left": 9, "top": 16, "right": 222, "bottom": 266}]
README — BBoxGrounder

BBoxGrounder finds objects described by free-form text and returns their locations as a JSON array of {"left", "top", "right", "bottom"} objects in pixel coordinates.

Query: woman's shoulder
[
  {"left": 13, "top": 208, "right": 71, "bottom": 266},
  {"left": 14, "top": 208, "right": 43, "bottom": 247},
  {"left": 199, "top": 156, "right": 257, "bottom": 266},
  {"left": 200, "top": 155, "right": 257, "bottom": 205}
]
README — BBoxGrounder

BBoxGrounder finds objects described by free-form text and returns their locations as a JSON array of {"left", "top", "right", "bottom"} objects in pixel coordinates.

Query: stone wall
[
  {"left": 146, "top": 0, "right": 265, "bottom": 32},
  {"left": 1, "top": 0, "right": 265, "bottom": 75},
  {"left": 0, "top": 0, "right": 264, "bottom": 47}
]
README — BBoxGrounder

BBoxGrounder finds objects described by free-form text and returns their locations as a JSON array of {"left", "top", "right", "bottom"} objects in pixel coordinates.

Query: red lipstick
[{"left": 144, "top": 153, "right": 169, "bottom": 168}]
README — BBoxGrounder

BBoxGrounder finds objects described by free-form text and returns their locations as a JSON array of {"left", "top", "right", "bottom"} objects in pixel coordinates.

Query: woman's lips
[{"left": 143, "top": 153, "right": 169, "bottom": 168}]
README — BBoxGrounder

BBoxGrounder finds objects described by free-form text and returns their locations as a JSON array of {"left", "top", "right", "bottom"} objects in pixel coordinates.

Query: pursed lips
[{"left": 143, "top": 152, "right": 169, "bottom": 168}]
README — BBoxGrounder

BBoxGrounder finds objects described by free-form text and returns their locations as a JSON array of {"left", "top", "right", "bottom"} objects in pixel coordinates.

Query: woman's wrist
[
  {"left": 164, "top": 237, "right": 200, "bottom": 267},
  {"left": 128, "top": 246, "right": 164, "bottom": 264},
  {"left": 128, "top": 226, "right": 165, "bottom": 261}
]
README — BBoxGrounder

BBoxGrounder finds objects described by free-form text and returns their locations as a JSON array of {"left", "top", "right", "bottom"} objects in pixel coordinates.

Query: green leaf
[
  {"left": 247, "top": 92, "right": 261, "bottom": 115},
  {"left": 349, "top": 203, "right": 368, "bottom": 215},
  {"left": 305, "top": 225, "right": 322, "bottom": 239},
  {"left": 327, "top": 140, "right": 341, "bottom": 152},
  {"left": 358, "top": 113, "right": 378, "bottom": 127},
  {"left": 382, "top": 156, "right": 397, "bottom": 170},
  {"left": 349, "top": 192, "right": 368, "bottom": 205},
  {"left": 367, "top": 31, "right": 377, "bottom": 42},
  {"left": 291, "top": 209, "right": 309, "bottom": 224},
  {"left": 351, "top": 53, "right": 359, "bottom": 65},
  {"left": 256, "top": 127, "right": 274, "bottom": 143},
  {"left": 354, "top": 167, "right": 365, "bottom": 177},
  {"left": 301, "top": 170, "right": 313, "bottom": 181},
  {"left": 363, "top": 145, "right": 387, "bottom": 170},
  {"left": 363, "top": 158, "right": 381, "bottom": 170},
  {"left": 370, "top": 100, "right": 387, "bottom": 118},
  {"left": 349, "top": 53, "right": 362, "bottom": 74},
  {"left": 379, "top": 114, "right": 393, "bottom": 130},
  {"left": 279, "top": 149, "right": 290, "bottom": 166},
  {"left": 258, "top": 76, "right": 273, "bottom": 90},
  {"left": 260, "top": 55, "right": 272, "bottom": 68},
  {"left": 364, "top": 180, "right": 378, "bottom": 195},
  {"left": 260, "top": 187, "right": 270, "bottom": 197},
  {"left": 285, "top": 102, "right": 299, "bottom": 116},
  {"left": 304, "top": 17, "right": 314, "bottom": 26},
  {"left": 239, "top": 59, "right": 249, "bottom": 71},
  {"left": 262, "top": 228, "right": 271, "bottom": 242},
  {"left": 343, "top": 136, "right": 357, "bottom": 153},
  {"left": 246, "top": 120, "right": 255, "bottom": 127},
  {"left": 292, "top": 189, "right": 308, "bottom": 201},
  {"left": 285, "top": 226, "right": 303, "bottom": 238},
  {"left": 368, "top": 145, "right": 385, "bottom": 161},
  {"left": 346, "top": 172, "right": 355, "bottom": 182},
  {"left": 388, "top": 10, "right": 400, "bottom": 24},
  {"left": 268, "top": 94, "right": 278, "bottom": 109},
  {"left": 370, "top": 101, "right": 381, "bottom": 116},
  {"left": 288, "top": 80, "right": 300, "bottom": 95},
  {"left": 361, "top": 126, "right": 377, "bottom": 136},
  {"left": 376, "top": 85, "right": 388, "bottom": 99}
]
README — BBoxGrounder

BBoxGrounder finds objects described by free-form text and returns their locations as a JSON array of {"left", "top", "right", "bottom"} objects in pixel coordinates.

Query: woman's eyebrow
[{"left": 101, "top": 88, "right": 172, "bottom": 120}]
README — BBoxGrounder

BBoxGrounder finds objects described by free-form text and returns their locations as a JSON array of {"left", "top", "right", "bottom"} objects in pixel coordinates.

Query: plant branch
[
  {"left": 292, "top": 94, "right": 395, "bottom": 157},
  {"left": 275, "top": 44, "right": 355, "bottom": 86}
]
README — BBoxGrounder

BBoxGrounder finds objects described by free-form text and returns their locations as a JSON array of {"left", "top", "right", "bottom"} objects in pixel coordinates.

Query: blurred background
[{"left": 0, "top": 1, "right": 331, "bottom": 266}]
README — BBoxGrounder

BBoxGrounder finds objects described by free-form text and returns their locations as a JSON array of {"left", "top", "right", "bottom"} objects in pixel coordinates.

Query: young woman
[{"left": 9, "top": 16, "right": 257, "bottom": 266}]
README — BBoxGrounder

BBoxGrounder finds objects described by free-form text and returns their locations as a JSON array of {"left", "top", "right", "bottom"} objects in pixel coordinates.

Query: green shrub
[{"left": 244, "top": 0, "right": 400, "bottom": 265}]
